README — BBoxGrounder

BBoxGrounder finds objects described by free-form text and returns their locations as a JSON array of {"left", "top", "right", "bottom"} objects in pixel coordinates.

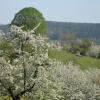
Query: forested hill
[
  {"left": 0, "top": 21, "right": 100, "bottom": 42},
  {"left": 0, "top": 24, "right": 9, "bottom": 33},
  {"left": 47, "top": 21, "right": 100, "bottom": 42}
]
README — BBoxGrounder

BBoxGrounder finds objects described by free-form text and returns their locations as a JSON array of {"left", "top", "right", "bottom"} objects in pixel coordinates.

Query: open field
[{"left": 48, "top": 48, "right": 100, "bottom": 69}]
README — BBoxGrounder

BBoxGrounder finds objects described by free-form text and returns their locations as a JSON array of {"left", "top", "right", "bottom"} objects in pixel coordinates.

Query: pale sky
[{"left": 0, "top": 0, "right": 100, "bottom": 24}]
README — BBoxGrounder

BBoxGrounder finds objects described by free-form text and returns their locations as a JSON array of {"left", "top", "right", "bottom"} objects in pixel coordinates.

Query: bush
[
  {"left": 87, "top": 45, "right": 100, "bottom": 58},
  {"left": 52, "top": 62, "right": 100, "bottom": 100},
  {"left": 70, "top": 39, "right": 91, "bottom": 56}
]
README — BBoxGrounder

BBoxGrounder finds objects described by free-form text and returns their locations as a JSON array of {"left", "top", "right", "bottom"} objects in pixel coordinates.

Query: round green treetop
[{"left": 11, "top": 7, "right": 47, "bottom": 35}]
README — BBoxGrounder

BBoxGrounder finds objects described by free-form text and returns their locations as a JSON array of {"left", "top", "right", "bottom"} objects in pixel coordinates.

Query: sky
[{"left": 0, "top": 0, "right": 100, "bottom": 24}]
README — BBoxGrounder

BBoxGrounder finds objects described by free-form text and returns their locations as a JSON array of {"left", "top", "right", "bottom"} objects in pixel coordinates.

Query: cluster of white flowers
[
  {"left": 47, "top": 41, "right": 62, "bottom": 50},
  {"left": 51, "top": 62, "right": 100, "bottom": 100},
  {"left": 87, "top": 45, "right": 100, "bottom": 58},
  {"left": 0, "top": 26, "right": 100, "bottom": 100},
  {"left": 0, "top": 25, "right": 60, "bottom": 100}
]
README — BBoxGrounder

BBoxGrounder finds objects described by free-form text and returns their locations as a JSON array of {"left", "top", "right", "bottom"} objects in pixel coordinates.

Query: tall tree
[{"left": 11, "top": 7, "right": 48, "bottom": 36}]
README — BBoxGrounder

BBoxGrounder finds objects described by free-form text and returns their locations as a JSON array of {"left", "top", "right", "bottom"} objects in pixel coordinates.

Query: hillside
[
  {"left": 0, "top": 21, "right": 100, "bottom": 43},
  {"left": 47, "top": 21, "right": 100, "bottom": 43},
  {"left": 0, "top": 24, "right": 9, "bottom": 33}
]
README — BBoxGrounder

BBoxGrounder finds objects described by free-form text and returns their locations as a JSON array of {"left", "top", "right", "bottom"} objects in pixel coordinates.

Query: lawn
[{"left": 48, "top": 48, "right": 100, "bottom": 69}]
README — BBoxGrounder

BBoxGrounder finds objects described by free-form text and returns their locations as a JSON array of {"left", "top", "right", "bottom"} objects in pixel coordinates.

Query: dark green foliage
[
  {"left": 0, "top": 38, "right": 19, "bottom": 63},
  {"left": 79, "top": 40, "right": 91, "bottom": 55},
  {"left": 70, "top": 39, "right": 91, "bottom": 55},
  {"left": 98, "top": 53, "right": 100, "bottom": 59},
  {"left": 0, "top": 38, "right": 14, "bottom": 54},
  {"left": 11, "top": 7, "right": 47, "bottom": 35}
]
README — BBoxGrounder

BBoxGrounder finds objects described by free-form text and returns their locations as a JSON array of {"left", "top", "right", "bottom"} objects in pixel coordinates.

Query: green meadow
[{"left": 48, "top": 48, "right": 100, "bottom": 69}]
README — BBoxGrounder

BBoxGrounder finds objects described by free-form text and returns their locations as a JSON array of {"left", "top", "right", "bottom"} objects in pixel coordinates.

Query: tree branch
[
  {"left": 32, "top": 23, "right": 41, "bottom": 32},
  {"left": 0, "top": 80, "right": 14, "bottom": 97},
  {"left": 16, "top": 66, "right": 38, "bottom": 97},
  {"left": 28, "top": 23, "right": 41, "bottom": 34}
]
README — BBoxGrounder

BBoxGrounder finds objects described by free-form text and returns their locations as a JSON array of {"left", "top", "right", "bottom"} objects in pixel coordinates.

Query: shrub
[
  {"left": 52, "top": 62, "right": 100, "bottom": 100},
  {"left": 87, "top": 45, "right": 100, "bottom": 58},
  {"left": 70, "top": 39, "right": 91, "bottom": 56}
]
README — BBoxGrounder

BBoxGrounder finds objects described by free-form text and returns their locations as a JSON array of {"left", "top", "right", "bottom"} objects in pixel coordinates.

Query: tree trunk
[{"left": 12, "top": 95, "right": 20, "bottom": 100}]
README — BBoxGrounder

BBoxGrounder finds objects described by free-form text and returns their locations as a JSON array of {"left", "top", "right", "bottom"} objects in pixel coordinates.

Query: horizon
[
  {"left": 0, "top": 0, "right": 100, "bottom": 24},
  {"left": 1, "top": 20, "right": 100, "bottom": 26}
]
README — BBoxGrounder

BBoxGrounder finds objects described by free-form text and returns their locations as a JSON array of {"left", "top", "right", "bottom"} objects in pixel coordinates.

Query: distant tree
[
  {"left": 11, "top": 7, "right": 48, "bottom": 36},
  {"left": 79, "top": 39, "right": 91, "bottom": 55},
  {"left": 70, "top": 39, "right": 91, "bottom": 55}
]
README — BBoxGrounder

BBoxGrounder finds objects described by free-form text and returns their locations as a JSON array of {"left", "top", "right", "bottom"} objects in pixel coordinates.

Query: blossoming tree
[{"left": 0, "top": 25, "right": 60, "bottom": 100}]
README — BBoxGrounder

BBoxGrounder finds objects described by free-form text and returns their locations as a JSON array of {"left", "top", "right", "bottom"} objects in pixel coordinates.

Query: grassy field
[{"left": 48, "top": 48, "right": 100, "bottom": 69}]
